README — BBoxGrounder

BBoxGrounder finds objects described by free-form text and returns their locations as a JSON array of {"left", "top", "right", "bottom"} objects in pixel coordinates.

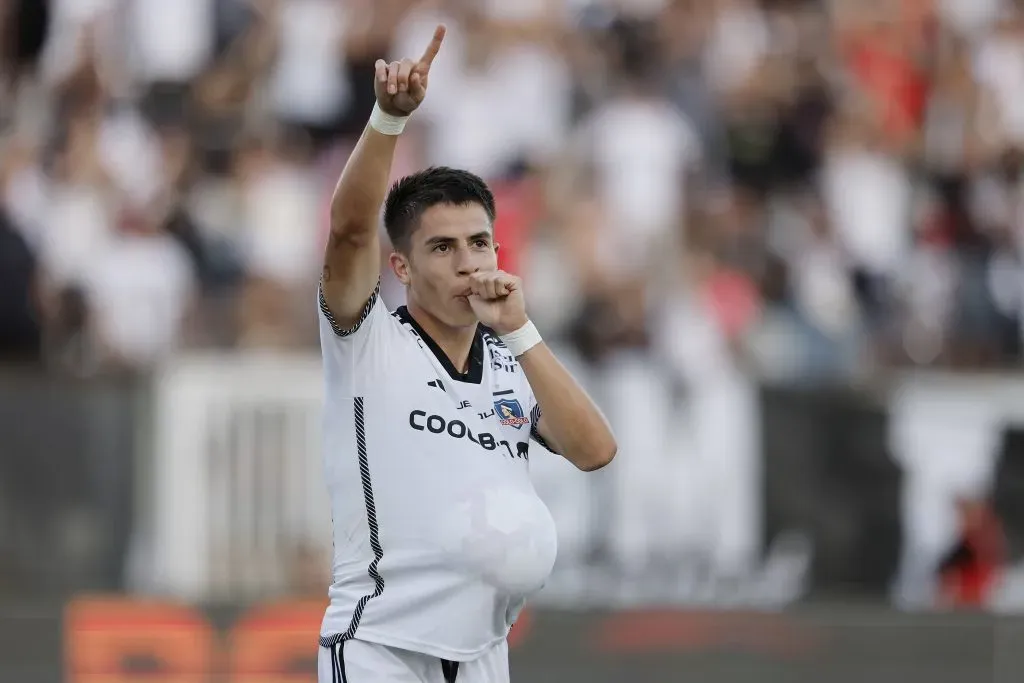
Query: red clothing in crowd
[
  {"left": 492, "top": 177, "right": 542, "bottom": 276},
  {"left": 939, "top": 505, "right": 1006, "bottom": 608}
]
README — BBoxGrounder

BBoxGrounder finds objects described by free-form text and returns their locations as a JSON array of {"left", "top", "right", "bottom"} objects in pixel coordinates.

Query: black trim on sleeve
[
  {"left": 530, "top": 404, "right": 558, "bottom": 454},
  {"left": 319, "top": 279, "right": 381, "bottom": 338}
]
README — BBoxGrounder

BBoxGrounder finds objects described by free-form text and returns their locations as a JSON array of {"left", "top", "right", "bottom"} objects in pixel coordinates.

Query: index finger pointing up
[{"left": 417, "top": 24, "right": 446, "bottom": 71}]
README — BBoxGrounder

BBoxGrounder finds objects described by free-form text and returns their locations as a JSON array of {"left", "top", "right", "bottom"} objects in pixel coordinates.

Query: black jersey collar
[{"left": 396, "top": 306, "right": 485, "bottom": 385}]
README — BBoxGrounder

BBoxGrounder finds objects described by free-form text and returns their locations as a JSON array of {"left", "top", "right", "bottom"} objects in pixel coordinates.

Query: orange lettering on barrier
[
  {"left": 65, "top": 595, "right": 216, "bottom": 683},
  {"left": 64, "top": 595, "right": 529, "bottom": 682},
  {"left": 228, "top": 599, "right": 326, "bottom": 683}
]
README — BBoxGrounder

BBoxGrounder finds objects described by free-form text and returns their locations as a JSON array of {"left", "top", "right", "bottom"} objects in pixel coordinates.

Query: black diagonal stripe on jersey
[
  {"left": 344, "top": 396, "right": 385, "bottom": 638},
  {"left": 320, "top": 397, "right": 385, "bottom": 648},
  {"left": 493, "top": 389, "right": 514, "bottom": 396}
]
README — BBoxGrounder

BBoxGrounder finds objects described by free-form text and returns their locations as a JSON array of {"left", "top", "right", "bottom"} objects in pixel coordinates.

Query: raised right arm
[
  {"left": 320, "top": 124, "right": 400, "bottom": 330},
  {"left": 320, "top": 25, "right": 447, "bottom": 329}
]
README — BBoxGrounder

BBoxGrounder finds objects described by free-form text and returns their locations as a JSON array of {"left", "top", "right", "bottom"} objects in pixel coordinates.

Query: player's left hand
[{"left": 467, "top": 271, "right": 528, "bottom": 335}]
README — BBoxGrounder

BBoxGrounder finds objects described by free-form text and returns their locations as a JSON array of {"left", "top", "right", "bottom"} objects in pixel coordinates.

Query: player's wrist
[
  {"left": 499, "top": 319, "right": 542, "bottom": 357},
  {"left": 369, "top": 102, "right": 410, "bottom": 135}
]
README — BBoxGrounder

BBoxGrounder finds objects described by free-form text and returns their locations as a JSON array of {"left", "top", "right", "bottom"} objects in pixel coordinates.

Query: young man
[{"left": 317, "top": 26, "right": 616, "bottom": 683}]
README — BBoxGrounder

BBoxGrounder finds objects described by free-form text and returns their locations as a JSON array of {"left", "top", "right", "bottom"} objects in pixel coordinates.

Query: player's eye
[
  {"left": 473, "top": 239, "right": 489, "bottom": 248},
  {"left": 433, "top": 243, "right": 450, "bottom": 253}
]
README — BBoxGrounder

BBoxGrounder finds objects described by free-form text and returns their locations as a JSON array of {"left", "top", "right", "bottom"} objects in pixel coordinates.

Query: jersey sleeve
[{"left": 318, "top": 279, "right": 395, "bottom": 396}]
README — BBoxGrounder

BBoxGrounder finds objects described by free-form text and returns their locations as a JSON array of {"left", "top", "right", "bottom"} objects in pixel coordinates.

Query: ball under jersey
[{"left": 317, "top": 281, "right": 559, "bottom": 661}]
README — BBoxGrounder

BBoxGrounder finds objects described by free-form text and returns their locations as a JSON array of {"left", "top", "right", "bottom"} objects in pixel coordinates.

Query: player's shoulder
[
  {"left": 389, "top": 306, "right": 425, "bottom": 341},
  {"left": 318, "top": 282, "right": 412, "bottom": 351},
  {"left": 375, "top": 304, "right": 442, "bottom": 350}
]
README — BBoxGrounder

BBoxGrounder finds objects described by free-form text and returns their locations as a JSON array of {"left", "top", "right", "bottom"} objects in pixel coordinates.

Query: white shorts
[{"left": 318, "top": 638, "right": 510, "bottom": 683}]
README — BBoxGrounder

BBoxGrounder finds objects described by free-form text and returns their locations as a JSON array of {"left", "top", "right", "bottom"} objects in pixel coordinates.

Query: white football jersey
[{"left": 317, "top": 282, "right": 559, "bottom": 661}]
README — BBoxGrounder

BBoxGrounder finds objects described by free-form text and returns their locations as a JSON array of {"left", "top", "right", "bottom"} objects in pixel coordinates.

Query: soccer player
[{"left": 316, "top": 24, "right": 617, "bottom": 683}]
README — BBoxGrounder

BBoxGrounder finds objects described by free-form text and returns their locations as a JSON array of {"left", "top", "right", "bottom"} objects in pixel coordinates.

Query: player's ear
[
  {"left": 493, "top": 242, "right": 500, "bottom": 254},
  {"left": 389, "top": 251, "right": 411, "bottom": 285}
]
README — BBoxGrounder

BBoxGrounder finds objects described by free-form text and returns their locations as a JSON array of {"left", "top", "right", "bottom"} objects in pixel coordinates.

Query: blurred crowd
[{"left": 2, "top": 0, "right": 1024, "bottom": 380}]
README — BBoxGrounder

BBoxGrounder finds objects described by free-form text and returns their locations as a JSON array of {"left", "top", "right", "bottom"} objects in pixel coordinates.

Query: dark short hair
[{"left": 383, "top": 166, "right": 496, "bottom": 252}]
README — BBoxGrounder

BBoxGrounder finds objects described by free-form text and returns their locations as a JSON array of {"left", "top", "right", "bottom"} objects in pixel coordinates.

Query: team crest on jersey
[{"left": 494, "top": 398, "right": 529, "bottom": 429}]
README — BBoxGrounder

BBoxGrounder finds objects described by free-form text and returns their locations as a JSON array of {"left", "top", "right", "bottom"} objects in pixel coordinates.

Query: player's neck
[{"left": 405, "top": 301, "right": 478, "bottom": 374}]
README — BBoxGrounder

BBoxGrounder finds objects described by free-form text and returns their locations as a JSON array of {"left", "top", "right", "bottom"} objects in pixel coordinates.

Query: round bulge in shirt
[{"left": 438, "top": 485, "right": 558, "bottom": 596}]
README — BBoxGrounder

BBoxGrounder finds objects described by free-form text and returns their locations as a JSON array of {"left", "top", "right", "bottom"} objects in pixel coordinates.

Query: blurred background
[{"left": 6, "top": 0, "right": 1024, "bottom": 680}]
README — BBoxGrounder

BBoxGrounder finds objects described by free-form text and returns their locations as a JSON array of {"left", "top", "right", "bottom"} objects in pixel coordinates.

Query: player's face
[{"left": 392, "top": 203, "right": 498, "bottom": 328}]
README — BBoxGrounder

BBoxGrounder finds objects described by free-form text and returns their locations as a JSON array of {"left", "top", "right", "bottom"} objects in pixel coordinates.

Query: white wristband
[
  {"left": 500, "top": 320, "right": 542, "bottom": 357},
  {"left": 369, "top": 103, "right": 409, "bottom": 135}
]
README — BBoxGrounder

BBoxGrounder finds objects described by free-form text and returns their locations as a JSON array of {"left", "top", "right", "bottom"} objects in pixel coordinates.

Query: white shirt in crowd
[
  {"left": 84, "top": 231, "right": 195, "bottom": 365},
  {"left": 937, "top": 0, "right": 1005, "bottom": 38},
  {"left": 129, "top": 0, "right": 214, "bottom": 83},
  {"left": 241, "top": 159, "right": 323, "bottom": 287},
  {"left": 974, "top": 23, "right": 1024, "bottom": 147},
  {"left": 580, "top": 96, "right": 701, "bottom": 276},
  {"left": 821, "top": 145, "right": 913, "bottom": 278},
  {"left": 98, "top": 107, "right": 165, "bottom": 206},
  {"left": 703, "top": 0, "right": 770, "bottom": 94},
  {"left": 268, "top": 0, "right": 351, "bottom": 126},
  {"left": 39, "top": 185, "right": 115, "bottom": 288}
]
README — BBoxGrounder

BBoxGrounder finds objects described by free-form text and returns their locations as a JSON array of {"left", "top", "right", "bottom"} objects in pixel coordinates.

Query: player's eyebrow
[
  {"left": 424, "top": 232, "right": 491, "bottom": 247},
  {"left": 424, "top": 235, "right": 456, "bottom": 247}
]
